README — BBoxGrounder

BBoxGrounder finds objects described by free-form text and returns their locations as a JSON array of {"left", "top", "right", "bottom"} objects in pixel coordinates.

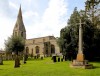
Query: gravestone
[
  {"left": 52, "top": 54, "right": 57, "bottom": 62},
  {"left": 0, "top": 55, "right": 3, "bottom": 65},
  {"left": 23, "top": 55, "right": 26, "bottom": 64},
  {"left": 53, "top": 56, "right": 56, "bottom": 62},
  {"left": 58, "top": 57, "right": 60, "bottom": 62},
  {"left": 40, "top": 55, "right": 44, "bottom": 60},
  {"left": 14, "top": 55, "right": 20, "bottom": 68},
  {"left": 34, "top": 56, "right": 37, "bottom": 59},
  {"left": 61, "top": 58, "right": 63, "bottom": 62}
]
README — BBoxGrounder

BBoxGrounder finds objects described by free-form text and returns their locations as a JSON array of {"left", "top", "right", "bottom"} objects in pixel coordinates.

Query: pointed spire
[
  {"left": 13, "top": 5, "right": 26, "bottom": 39},
  {"left": 18, "top": 4, "right": 22, "bottom": 19}
]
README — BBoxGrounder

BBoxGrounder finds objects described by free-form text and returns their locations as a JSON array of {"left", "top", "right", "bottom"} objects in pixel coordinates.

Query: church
[{"left": 13, "top": 6, "right": 60, "bottom": 56}]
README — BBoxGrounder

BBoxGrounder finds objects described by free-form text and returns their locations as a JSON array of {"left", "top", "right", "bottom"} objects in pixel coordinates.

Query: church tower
[{"left": 13, "top": 5, "right": 26, "bottom": 39}]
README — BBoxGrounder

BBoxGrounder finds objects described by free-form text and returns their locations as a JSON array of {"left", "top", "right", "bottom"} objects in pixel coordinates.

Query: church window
[
  {"left": 26, "top": 47, "right": 29, "bottom": 55},
  {"left": 31, "top": 48, "right": 33, "bottom": 57},
  {"left": 21, "top": 32, "right": 23, "bottom": 37},
  {"left": 35, "top": 46, "right": 39, "bottom": 54}
]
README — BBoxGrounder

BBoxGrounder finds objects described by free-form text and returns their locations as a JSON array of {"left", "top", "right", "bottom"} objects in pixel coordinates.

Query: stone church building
[{"left": 13, "top": 6, "right": 60, "bottom": 56}]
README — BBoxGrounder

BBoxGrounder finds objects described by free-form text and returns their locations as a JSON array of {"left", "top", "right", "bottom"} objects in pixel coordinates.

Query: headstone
[
  {"left": 40, "top": 55, "right": 44, "bottom": 60},
  {"left": 61, "top": 58, "right": 63, "bottom": 62},
  {"left": 0, "top": 55, "right": 3, "bottom": 65},
  {"left": 34, "top": 56, "right": 37, "bottom": 59},
  {"left": 53, "top": 56, "right": 56, "bottom": 62},
  {"left": 41, "top": 57, "right": 43, "bottom": 60},
  {"left": 14, "top": 55, "right": 20, "bottom": 68},
  {"left": 58, "top": 57, "right": 60, "bottom": 62},
  {"left": 23, "top": 55, "right": 26, "bottom": 64}
]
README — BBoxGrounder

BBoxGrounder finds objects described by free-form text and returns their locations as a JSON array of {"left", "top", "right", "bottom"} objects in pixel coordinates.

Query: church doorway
[{"left": 51, "top": 45, "right": 55, "bottom": 54}]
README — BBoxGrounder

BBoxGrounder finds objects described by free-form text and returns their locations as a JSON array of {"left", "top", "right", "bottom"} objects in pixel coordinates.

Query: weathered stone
[
  {"left": 76, "top": 54, "right": 84, "bottom": 62},
  {"left": 84, "top": 64, "right": 93, "bottom": 69},
  {"left": 53, "top": 56, "right": 56, "bottom": 62},
  {"left": 70, "top": 19, "right": 93, "bottom": 69},
  {"left": 58, "top": 57, "right": 60, "bottom": 62},
  {"left": 23, "top": 55, "right": 26, "bottom": 64},
  {"left": 0, "top": 55, "right": 3, "bottom": 65},
  {"left": 61, "top": 58, "right": 63, "bottom": 62},
  {"left": 14, "top": 56, "right": 20, "bottom": 68},
  {"left": 70, "top": 60, "right": 93, "bottom": 69},
  {"left": 41, "top": 57, "right": 43, "bottom": 60}
]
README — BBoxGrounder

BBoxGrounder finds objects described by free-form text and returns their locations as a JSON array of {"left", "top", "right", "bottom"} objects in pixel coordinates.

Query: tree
[
  {"left": 58, "top": 7, "right": 94, "bottom": 60},
  {"left": 85, "top": 0, "right": 100, "bottom": 26},
  {"left": 5, "top": 35, "right": 25, "bottom": 67}
]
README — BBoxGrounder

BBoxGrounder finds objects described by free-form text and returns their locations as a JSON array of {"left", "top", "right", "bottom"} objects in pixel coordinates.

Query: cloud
[
  {"left": 0, "top": 0, "right": 15, "bottom": 49},
  {"left": 9, "top": 1, "right": 18, "bottom": 10},
  {"left": 23, "top": 11, "right": 38, "bottom": 19},
  {"left": 0, "top": 15, "right": 14, "bottom": 49},
  {"left": 0, "top": 0, "right": 68, "bottom": 49},
  {"left": 41, "top": 0, "right": 68, "bottom": 36},
  {"left": 26, "top": 0, "right": 68, "bottom": 39}
]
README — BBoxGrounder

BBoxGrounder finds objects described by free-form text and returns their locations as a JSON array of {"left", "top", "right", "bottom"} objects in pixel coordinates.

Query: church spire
[
  {"left": 13, "top": 5, "right": 26, "bottom": 39},
  {"left": 18, "top": 5, "right": 22, "bottom": 20}
]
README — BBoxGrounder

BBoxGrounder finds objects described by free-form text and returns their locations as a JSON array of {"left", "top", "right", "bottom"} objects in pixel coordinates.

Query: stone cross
[
  {"left": 76, "top": 19, "right": 85, "bottom": 61},
  {"left": 78, "top": 19, "right": 83, "bottom": 54}
]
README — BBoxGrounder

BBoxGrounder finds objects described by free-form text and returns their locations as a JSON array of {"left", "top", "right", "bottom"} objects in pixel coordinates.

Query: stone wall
[{"left": 25, "top": 36, "right": 60, "bottom": 56}]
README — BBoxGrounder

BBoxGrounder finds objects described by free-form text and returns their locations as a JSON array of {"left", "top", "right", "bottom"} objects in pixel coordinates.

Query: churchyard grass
[{"left": 0, "top": 57, "right": 100, "bottom": 76}]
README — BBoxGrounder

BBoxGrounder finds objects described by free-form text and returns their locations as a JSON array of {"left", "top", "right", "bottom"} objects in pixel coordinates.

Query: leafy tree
[
  {"left": 5, "top": 37, "right": 13, "bottom": 54},
  {"left": 85, "top": 0, "right": 100, "bottom": 26},
  {"left": 58, "top": 7, "right": 95, "bottom": 60},
  {"left": 5, "top": 35, "right": 25, "bottom": 67}
]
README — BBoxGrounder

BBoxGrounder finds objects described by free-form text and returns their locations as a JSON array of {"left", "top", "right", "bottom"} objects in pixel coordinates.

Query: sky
[{"left": 0, "top": 0, "right": 85, "bottom": 49}]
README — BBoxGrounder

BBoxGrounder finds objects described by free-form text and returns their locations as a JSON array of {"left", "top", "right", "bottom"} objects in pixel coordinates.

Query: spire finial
[{"left": 18, "top": 4, "right": 22, "bottom": 18}]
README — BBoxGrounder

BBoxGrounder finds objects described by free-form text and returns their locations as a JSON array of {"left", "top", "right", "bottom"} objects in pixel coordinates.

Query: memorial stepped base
[{"left": 70, "top": 60, "right": 93, "bottom": 69}]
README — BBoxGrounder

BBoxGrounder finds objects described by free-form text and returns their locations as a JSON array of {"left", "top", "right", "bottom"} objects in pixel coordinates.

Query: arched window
[
  {"left": 35, "top": 46, "right": 40, "bottom": 54},
  {"left": 21, "top": 32, "right": 23, "bottom": 37},
  {"left": 26, "top": 47, "right": 29, "bottom": 55}
]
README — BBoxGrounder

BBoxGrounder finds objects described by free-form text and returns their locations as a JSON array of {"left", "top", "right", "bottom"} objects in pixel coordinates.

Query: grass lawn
[{"left": 0, "top": 57, "right": 100, "bottom": 76}]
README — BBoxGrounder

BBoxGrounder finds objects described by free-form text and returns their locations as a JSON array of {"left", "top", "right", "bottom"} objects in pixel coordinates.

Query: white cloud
[
  {"left": 41, "top": 0, "right": 68, "bottom": 36},
  {"left": 0, "top": 0, "right": 15, "bottom": 49},
  {"left": 26, "top": 0, "right": 68, "bottom": 39},
  {"left": 9, "top": 1, "right": 18, "bottom": 10},
  {"left": 23, "top": 11, "right": 38, "bottom": 19},
  {"left": 0, "top": 0, "right": 68, "bottom": 49},
  {"left": 0, "top": 14, "right": 14, "bottom": 49}
]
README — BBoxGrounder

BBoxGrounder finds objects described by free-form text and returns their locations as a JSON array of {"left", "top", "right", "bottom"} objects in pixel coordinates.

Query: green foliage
[
  {"left": 85, "top": 0, "right": 100, "bottom": 26},
  {"left": 5, "top": 37, "right": 13, "bottom": 54},
  {"left": 58, "top": 7, "right": 98, "bottom": 60},
  {"left": 58, "top": 7, "right": 80, "bottom": 60},
  {"left": 5, "top": 35, "right": 25, "bottom": 55}
]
